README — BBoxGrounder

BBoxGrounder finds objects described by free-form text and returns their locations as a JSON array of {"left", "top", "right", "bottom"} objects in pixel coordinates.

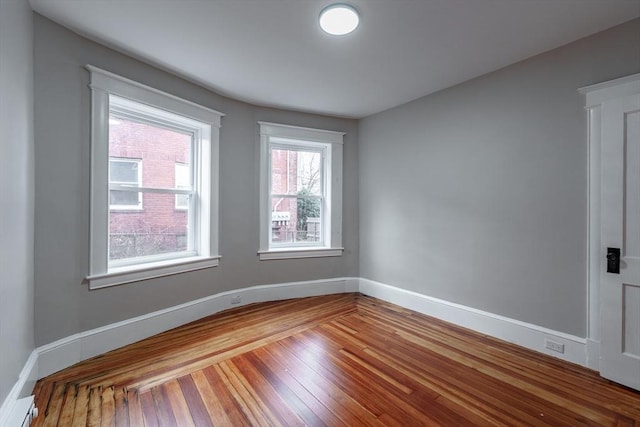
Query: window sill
[
  {"left": 87, "top": 255, "right": 220, "bottom": 289},
  {"left": 258, "top": 247, "right": 344, "bottom": 261}
]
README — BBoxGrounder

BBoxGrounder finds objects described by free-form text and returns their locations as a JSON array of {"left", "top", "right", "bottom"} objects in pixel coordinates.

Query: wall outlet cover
[{"left": 545, "top": 339, "right": 565, "bottom": 354}]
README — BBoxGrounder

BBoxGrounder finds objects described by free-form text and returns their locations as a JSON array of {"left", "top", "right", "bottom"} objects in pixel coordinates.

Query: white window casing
[
  {"left": 258, "top": 121, "right": 344, "bottom": 260},
  {"left": 86, "top": 65, "right": 224, "bottom": 289}
]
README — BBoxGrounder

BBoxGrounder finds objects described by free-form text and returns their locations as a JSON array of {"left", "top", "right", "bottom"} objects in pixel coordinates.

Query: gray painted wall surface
[
  {"left": 33, "top": 15, "right": 358, "bottom": 346},
  {"left": 359, "top": 19, "right": 640, "bottom": 337},
  {"left": 0, "top": 0, "right": 35, "bottom": 405}
]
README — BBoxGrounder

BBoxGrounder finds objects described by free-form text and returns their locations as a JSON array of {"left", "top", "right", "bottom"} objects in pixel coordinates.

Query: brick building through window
[{"left": 108, "top": 117, "right": 191, "bottom": 260}]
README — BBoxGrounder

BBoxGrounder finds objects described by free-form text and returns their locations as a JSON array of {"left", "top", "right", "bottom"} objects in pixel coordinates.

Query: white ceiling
[{"left": 29, "top": 0, "right": 639, "bottom": 118}]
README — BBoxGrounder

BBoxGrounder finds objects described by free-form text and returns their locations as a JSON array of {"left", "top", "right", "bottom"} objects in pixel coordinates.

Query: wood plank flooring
[{"left": 31, "top": 293, "right": 640, "bottom": 426}]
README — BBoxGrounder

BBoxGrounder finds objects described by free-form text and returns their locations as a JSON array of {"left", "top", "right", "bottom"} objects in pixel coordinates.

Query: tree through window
[{"left": 258, "top": 122, "right": 344, "bottom": 260}]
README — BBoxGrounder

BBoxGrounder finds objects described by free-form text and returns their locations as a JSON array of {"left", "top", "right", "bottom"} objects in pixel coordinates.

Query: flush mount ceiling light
[{"left": 319, "top": 4, "right": 359, "bottom": 36}]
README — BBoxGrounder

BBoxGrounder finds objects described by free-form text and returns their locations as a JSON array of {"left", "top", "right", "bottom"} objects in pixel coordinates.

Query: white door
[{"left": 600, "top": 89, "right": 640, "bottom": 390}]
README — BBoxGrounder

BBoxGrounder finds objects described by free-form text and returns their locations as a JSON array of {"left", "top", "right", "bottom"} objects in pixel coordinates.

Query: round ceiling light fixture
[{"left": 319, "top": 4, "right": 359, "bottom": 36}]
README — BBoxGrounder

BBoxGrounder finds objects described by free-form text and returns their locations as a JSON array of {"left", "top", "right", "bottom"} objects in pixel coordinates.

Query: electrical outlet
[
  {"left": 230, "top": 295, "right": 242, "bottom": 305},
  {"left": 545, "top": 339, "right": 565, "bottom": 354}
]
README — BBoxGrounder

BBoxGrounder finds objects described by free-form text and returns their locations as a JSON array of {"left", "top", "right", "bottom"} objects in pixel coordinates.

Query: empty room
[{"left": 2, "top": 0, "right": 640, "bottom": 425}]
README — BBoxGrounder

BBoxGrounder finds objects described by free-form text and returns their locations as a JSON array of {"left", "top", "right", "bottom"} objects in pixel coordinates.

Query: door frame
[{"left": 580, "top": 73, "right": 640, "bottom": 371}]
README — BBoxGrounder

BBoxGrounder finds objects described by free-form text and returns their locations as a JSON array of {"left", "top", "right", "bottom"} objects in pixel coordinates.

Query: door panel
[
  {"left": 601, "top": 94, "right": 640, "bottom": 390},
  {"left": 625, "top": 110, "right": 640, "bottom": 259},
  {"left": 623, "top": 283, "right": 640, "bottom": 357}
]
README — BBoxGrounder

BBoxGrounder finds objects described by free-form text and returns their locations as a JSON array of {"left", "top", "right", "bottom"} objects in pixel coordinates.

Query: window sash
[
  {"left": 109, "top": 103, "right": 195, "bottom": 192},
  {"left": 106, "top": 98, "right": 199, "bottom": 265},
  {"left": 110, "top": 99, "right": 199, "bottom": 138},
  {"left": 109, "top": 247, "right": 198, "bottom": 268},
  {"left": 268, "top": 141, "right": 327, "bottom": 249},
  {"left": 269, "top": 143, "right": 325, "bottom": 195},
  {"left": 270, "top": 193, "right": 323, "bottom": 199},
  {"left": 108, "top": 187, "right": 196, "bottom": 265},
  {"left": 108, "top": 184, "right": 193, "bottom": 195}
]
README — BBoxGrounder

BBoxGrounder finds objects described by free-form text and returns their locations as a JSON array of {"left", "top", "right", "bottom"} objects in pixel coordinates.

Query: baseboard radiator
[{"left": 5, "top": 396, "right": 37, "bottom": 427}]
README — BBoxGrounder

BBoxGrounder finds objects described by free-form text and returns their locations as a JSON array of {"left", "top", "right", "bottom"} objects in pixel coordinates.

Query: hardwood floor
[{"left": 32, "top": 293, "right": 640, "bottom": 426}]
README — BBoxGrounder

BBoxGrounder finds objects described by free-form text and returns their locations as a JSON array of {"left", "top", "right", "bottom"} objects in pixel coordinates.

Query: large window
[
  {"left": 258, "top": 122, "right": 344, "bottom": 260},
  {"left": 87, "top": 65, "right": 223, "bottom": 289}
]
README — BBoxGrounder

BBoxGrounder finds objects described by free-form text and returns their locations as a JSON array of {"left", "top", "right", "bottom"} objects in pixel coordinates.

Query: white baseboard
[
  {"left": 358, "top": 278, "right": 588, "bottom": 366},
  {"left": 37, "top": 277, "right": 359, "bottom": 378},
  {"left": 32, "top": 275, "right": 588, "bottom": 384},
  {"left": 0, "top": 350, "right": 38, "bottom": 427}
]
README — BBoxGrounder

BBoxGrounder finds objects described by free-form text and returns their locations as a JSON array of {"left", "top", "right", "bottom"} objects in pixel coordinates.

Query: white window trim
[
  {"left": 86, "top": 65, "right": 224, "bottom": 289},
  {"left": 109, "top": 157, "right": 143, "bottom": 210},
  {"left": 86, "top": 256, "right": 222, "bottom": 290},
  {"left": 257, "top": 248, "right": 343, "bottom": 260},
  {"left": 258, "top": 121, "right": 344, "bottom": 260}
]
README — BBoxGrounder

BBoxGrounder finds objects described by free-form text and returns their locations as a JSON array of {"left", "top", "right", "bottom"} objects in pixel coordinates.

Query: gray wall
[
  {"left": 30, "top": 10, "right": 638, "bottom": 348},
  {"left": 0, "top": 0, "right": 35, "bottom": 405},
  {"left": 359, "top": 19, "right": 640, "bottom": 337},
  {"left": 33, "top": 15, "right": 359, "bottom": 346}
]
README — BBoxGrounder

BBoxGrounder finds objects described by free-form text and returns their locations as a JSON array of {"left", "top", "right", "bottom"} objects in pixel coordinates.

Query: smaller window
[
  {"left": 109, "top": 158, "right": 142, "bottom": 210},
  {"left": 258, "top": 122, "right": 344, "bottom": 260},
  {"left": 175, "top": 162, "right": 190, "bottom": 210}
]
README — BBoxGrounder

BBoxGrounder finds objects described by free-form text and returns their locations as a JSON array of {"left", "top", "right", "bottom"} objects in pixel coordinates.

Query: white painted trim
[
  {"left": 583, "top": 86, "right": 603, "bottom": 370},
  {"left": 34, "top": 276, "right": 592, "bottom": 381},
  {"left": 0, "top": 350, "right": 38, "bottom": 427},
  {"left": 358, "top": 278, "right": 587, "bottom": 366},
  {"left": 586, "top": 339, "right": 601, "bottom": 371},
  {"left": 37, "top": 277, "right": 359, "bottom": 378},
  {"left": 585, "top": 103, "right": 602, "bottom": 366},
  {"left": 578, "top": 73, "right": 640, "bottom": 107},
  {"left": 4, "top": 396, "right": 36, "bottom": 427},
  {"left": 258, "top": 247, "right": 344, "bottom": 260},
  {"left": 257, "top": 121, "right": 345, "bottom": 144},
  {"left": 85, "top": 65, "right": 225, "bottom": 123},
  {"left": 87, "top": 256, "right": 221, "bottom": 289}
]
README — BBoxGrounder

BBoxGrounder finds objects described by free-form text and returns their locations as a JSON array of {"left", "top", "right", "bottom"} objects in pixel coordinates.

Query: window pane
[
  {"left": 297, "top": 150, "right": 322, "bottom": 196},
  {"left": 296, "top": 196, "right": 322, "bottom": 243},
  {"left": 271, "top": 148, "right": 321, "bottom": 196},
  {"left": 110, "top": 190, "right": 140, "bottom": 207},
  {"left": 270, "top": 196, "right": 321, "bottom": 244},
  {"left": 110, "top": 160, "right": 139, "bottom": 183},
  {"left": 109, "top": 192, "right": 189, "bottom": 261},
  {"left": 109, "top": 115, "right": 192, "bottom": 190}
]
